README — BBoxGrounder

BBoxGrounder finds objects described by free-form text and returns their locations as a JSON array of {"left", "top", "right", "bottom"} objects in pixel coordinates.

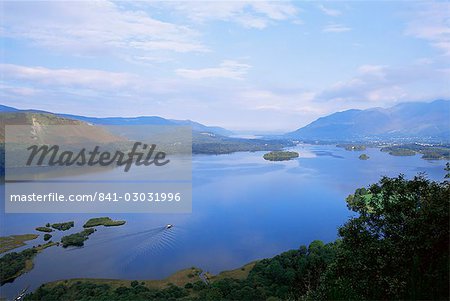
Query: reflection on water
[{"left": 0, "top": 144, "right": 447, "bottom": 299}]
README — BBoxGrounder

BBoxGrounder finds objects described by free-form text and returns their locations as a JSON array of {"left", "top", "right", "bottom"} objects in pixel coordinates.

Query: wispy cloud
[
  {"left": 176, "top": 61, "right": 251, "bottom": 80},
  {"left": 405, "top": 2, "right": 450, "bottom": 55},
  {"left": 159, "top": 1, "right": 300, "bottom": 29},
  {"left": 0, "top": 0, "right": 206, "bottom": 54},
  {"left": 0, "top": 64, "right": 138, "bottom": 90},
  {"left": 322, "top": 24, "right": 351, "bottom": 33},
  {"left": 318, "top": 4, "right": 341, "bottom": 17},
  {"left": 317, "top": 63, "right": 450, "bottom": 105}
]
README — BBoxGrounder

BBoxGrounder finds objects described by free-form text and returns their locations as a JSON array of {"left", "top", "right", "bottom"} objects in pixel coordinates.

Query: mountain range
[
  {"left": 286, "top": 100, "right": 450, "bottom": 142},
  {"left": 0, "top": 105, "right": 233, "bottom": 136},
  {"left": 2, "top": 100, "right": 449, "bottom": 143}
]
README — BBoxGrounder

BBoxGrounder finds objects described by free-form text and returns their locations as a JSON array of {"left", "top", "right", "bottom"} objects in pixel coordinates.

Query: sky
[{"left": 0, "top": 1, "right": 449, "bottom": 133}]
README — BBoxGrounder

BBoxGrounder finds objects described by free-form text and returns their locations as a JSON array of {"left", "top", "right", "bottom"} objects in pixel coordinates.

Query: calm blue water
[{"left": 0, "top": 145, "right": 447, "bottom": 299}]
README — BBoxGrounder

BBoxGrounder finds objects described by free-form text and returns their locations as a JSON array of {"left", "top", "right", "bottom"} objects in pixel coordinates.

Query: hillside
[
  {"left": 286, "top": 100, "right": 450, "bottom": 142},
  {"left": 0, "top": 112, "right": 123, "bottom": 144}
]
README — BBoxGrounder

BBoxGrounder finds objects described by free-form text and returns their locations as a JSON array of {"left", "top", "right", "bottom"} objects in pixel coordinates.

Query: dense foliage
[
  {"left": 51, "top": 221, "right": 74, "bottom": 231},
  {"left": 24, "top": 172, "right": 449, "bottom": 300},
  {"left": 381, "top": 144, "right": 450, "bottom": 160},
  {"left": 83, "top": 217, "right": 126, "bottom": 228},
  {"left": 43, "top": 234, "right": 52, "bottom": 241},
  {"left": 25, "top": 282, "right": 188, "bottom": 301},
  {"left": 358, "top": 154, "right": 369, "bottom": 160},
  {"left": 263, "top": 151, "right": 299, "bottom": 161},
  {"left": 0, "top": 248, "right": 37, "bottom": 283},
  {"left": 337, "top": 144, "right": 367, "bottom": 151},
  {"left": 35, "top": 227, "right": 52, "bottom": 233},
  {"left": 60, "top": 228, "right": 95, "bottom": 247},
  {"left": 315, "top": 174, "right": 449, "bottom": 300}
]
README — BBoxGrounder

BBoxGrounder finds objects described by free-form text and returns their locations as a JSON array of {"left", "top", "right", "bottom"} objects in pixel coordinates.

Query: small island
[
  {"left": 263, "top": 151, "right": 299, "bottom": 161},
  {"left": 383, "top": 148, "right": 416, "bottom": 156},
  {"left": 51, "top": 221, "right": 74, "bottom": 231},
  {"left": 35, "top": 227, "right": 53, "bottom": 233},
  {"left": 337, "top": 144, "right": 367, "bottom": 151},
  {"left": 61, "top": 228, "right": 95, "bottom": 248},
  {"left": 83, "top": 217, "right": 126, "bottom": 228},
  {"left": 380, "top": 144, "right": 449, "bottom": 160},
  {"left": 43, "top": 234, "right": 52, "bottom": 241},
  {"left": 359, "top": 154, "right": 369, "bottom": 160}
]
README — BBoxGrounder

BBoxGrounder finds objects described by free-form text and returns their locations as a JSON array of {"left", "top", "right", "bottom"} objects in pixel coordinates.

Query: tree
[{"left": 318, "top": 174, "right": 449, "bottom": 300}]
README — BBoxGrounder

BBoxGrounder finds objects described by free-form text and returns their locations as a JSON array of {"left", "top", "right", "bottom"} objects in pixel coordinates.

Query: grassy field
[
  {"left": 43, "top": 261, "right": 256, "bottom": 290},
  {"left": 0, "top": 234, "right": 38, "bottom": 253},
  {"left": 210, "top": 262, "right": 257, "bottom": 282},
  {"left": 45, "top": 267, "right": 202, "bottom": 290}
]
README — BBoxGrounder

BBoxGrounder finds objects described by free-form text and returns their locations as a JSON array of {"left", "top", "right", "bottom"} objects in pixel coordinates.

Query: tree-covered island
[
  {"left": 337, "top": 144, "right": 367, "bottom": 151},
  {"left": 83, "top": 217, "right": 126, "bottom": 228},
  {"left": 51, "top": 221, "right": 74, "bottom": 231},
  {"left": 61, "top": 228, "right": 95, "bottom": 248},
  {"left": 359, "top": 154, "right": 369, "bottom": 160},
  {"left": 263, "top": 151, "right": 299, "bottom": 161}
]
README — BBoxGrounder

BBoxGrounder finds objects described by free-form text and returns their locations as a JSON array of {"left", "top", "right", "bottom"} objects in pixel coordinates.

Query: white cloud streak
[
  {"left": 0, "top": 64, "right": 138, "bottom": 90},
  {"left": 322, "top": 24, "right": 351, "bottom": 33},
  {"left": 176, "top": 61, "right": 251, "bottom": 80},
  {"left": 318, "top": 5, "right": 341, "bottom": 17}
]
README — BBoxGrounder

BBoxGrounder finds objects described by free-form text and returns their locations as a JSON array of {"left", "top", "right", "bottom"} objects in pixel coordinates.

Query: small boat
[
  {"left": 165, "top": 224, "right": 173, "bottom": 229},
  {"left": 14, "top": 286, "right": 29, "bottom": 301}
]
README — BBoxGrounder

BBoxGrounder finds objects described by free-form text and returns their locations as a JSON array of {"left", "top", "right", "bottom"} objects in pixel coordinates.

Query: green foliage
[
  {"left": 60, "top": 228, "right": 95, "bottom": 247},
  {"left": 0, "top": 248, "right": 37, "bottom": 283},
  {"left": 83, "top": 217, "right": 126, "bottom": 228},
  {"left": 35, "top": 227, "right": 52, "bottom": 233},
  {"left": 316, "top": 174, "right": 449, "bottom": 300},
  {"left": 381, "top": 144, "right": 450, "bottom": 160},
  {"left": 337, "top": 144, "right": 367, "bottom": 151},
  {"left": 43, "top": 234, "right": 52, "bottom": 241},
  {"left": 263, "top": 151, "right": 299, "bottom": 161},
  {"left": 358, "top": 154, "right": 369, "bottom": 160},
  {"left": 25, "top": 281, "right": 189, "bottom": 301},
  {"left": 51, "top": 221, "right": 74, "bottom": 231}
]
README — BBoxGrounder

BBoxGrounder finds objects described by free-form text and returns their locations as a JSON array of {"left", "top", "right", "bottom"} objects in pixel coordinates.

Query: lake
[{"left": 0, "top": 144, "right": 447, "bottom": 299}]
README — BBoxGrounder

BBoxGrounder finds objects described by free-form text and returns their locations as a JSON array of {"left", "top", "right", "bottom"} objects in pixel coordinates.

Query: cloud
[
  {"left": 358, "top": 65, "right": 388, "bottom": 78},
  {"left": 160, "top": 1, "right": 300, "bottom": 29},
  {"left": 0, "top": 64, "right": 138, "bottom": 90},
  {"left": 317, "top": 63, "right": 450, "bottom": 106},
  {"left": 0, "top": 1, "right": 206, "bottom": 54},
  {"left": 405, "top": 2, "right": 450, "bottom": 55},
  {"left": 176, "top": 61, "right": 251, "bottom": 80},
  {"left": 322, "top": 24, "right": 351, "bottom": 33},
  {"left": 318, "top": 5, "right": 341, "bottom": 17}
]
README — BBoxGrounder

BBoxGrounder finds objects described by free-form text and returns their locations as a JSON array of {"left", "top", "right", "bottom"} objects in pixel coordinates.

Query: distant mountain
[
  {"left": 0, "top": 105, "right": 233, "bottom": 136},
  {"left": 286, "top": 100, "right": 450, "bottom": 142}
]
